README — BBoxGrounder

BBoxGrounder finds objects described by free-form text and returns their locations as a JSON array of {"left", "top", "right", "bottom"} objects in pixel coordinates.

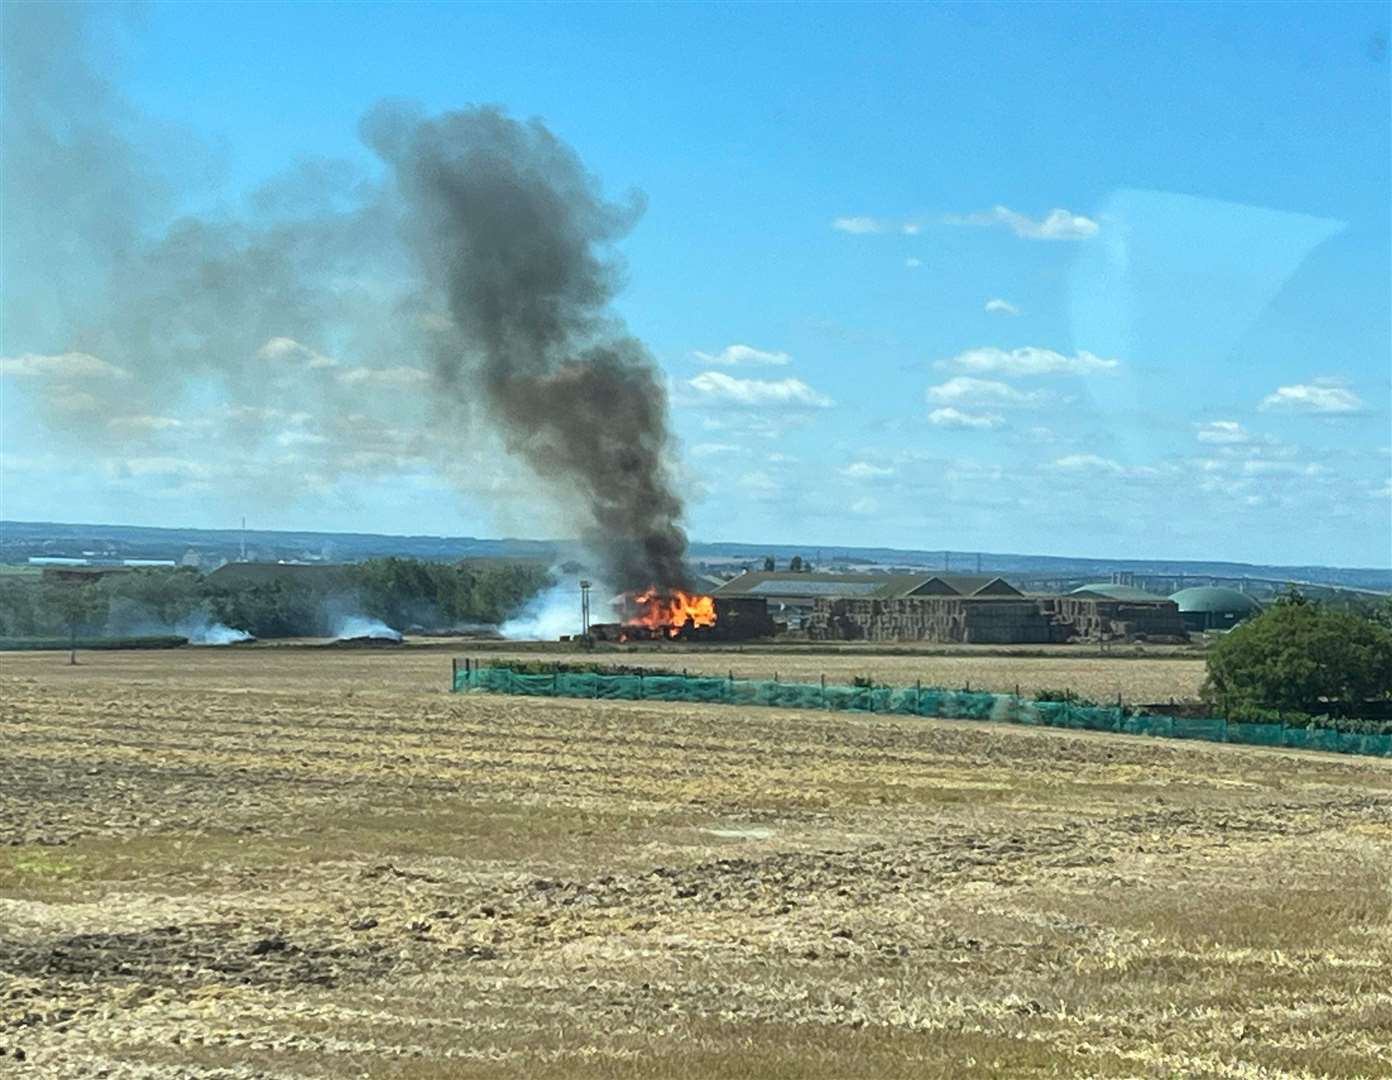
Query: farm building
[
  {"left": 1070, "top": 582, "right": 1166, "bottom": 602},
  {"left": 712, "top": 571, "right": 1020, "bottom": 628},
  {"left": 727, "top": 571, "right": 1187, "bottom": 644},
  {"left": 204, "top": 562, "right": 348, "bottom": 588},
  {"left": 1169, "top": 586, "right": 1262, "bottom": 631}
]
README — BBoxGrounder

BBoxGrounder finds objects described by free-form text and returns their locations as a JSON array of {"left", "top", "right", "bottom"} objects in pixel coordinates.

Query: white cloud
[
  {"left": 219, "top": 404, "right": 311, "bottom": 425},
  {"left": 1240, "top": 459, "right": 1323, "bottom": 477},
  {"left": 945, "top": 205, "right": 1099, "bottom": 240},
  {"left": 737, "top": 470, "right": 777, "bottom": 493},
  {"left": 926, "top": 376, "right": 1046, "bottom": 408},
  {"left": 337, "top": 366, "right": 430, "bottom": 387},
  {"left": 928, "top": 406, "right": 1004, "bottom": 430},
  {"left": 108, "top": 415, "right": 184, "bottom": 433},
  {"left": 275, "top": 430, "right": 330, "bottom": 448},
  {"left": 1259, "top": 382, "right": 1364, "bottom": 414},
  {"left": 690, "top": 442, "right": 744, "bottom": 458},
  {"left": 693, "top": 344, "right": 791, "bottom": 367},
  {"left": 0, "top": 351, "right": 130, "bottom": 380},
  {"left": 937, "top": 346, "right": 1118, "bottom": 377},
  {"left": 832, "top": 216, "right": 887, "bottom": 234},
  {"left": 1196, "top": 420, "right": 1250, "bottom": 444},
  {"left": 258, "top": 336, "right": 337, "bottom": 369},
  {"left": 104, "top": 456, "right": 215, "bottom": 481},
  {"left": 1051, "top": 454, "right": 1125, "bottom": 474},
  {"left": 850, "top": 496, "right": 879, "bottom": 515},
  {"left": 1376, "top": 478, "right": 1392, "bottom": 499},
  {"left": 687, "top": 370, "right": 833, "bottom": 408},
  {"left": 983, "top": 298, "right": 1019, "bottom": 316},
  {"left": 49, "top": 389, "right": 103, "bottom": 413},
  {"left": 840, "top": 461, "right": 894, "bottom": 479},
  {"left": 905, "top": 257, "right": 922, "bottom": 269}
]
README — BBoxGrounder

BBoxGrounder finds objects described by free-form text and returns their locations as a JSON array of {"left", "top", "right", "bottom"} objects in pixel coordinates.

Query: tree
[
  {"left": 1205, "top": 597, "right": 1392, "bottom": 714},
  {"left": 43, "top": 579, "right": 109, "bottom": 664},
  {"left": 789, "top": 555, "right": 803, "bottom": 572},
  {"left": 762, "top": 556, "right": 775, "bottom": 571},
  {"left": 105, "top": 568, "right": 202, "bottom": 629}
]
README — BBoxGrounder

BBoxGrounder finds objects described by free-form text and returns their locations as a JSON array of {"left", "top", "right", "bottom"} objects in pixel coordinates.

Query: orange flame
[{"left": 630, "top": 589, "right": 716, "bottom": 637}]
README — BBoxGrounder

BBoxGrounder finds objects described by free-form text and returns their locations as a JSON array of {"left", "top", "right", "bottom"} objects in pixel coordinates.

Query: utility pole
[{"left": 579, "top": 580, "right": 592, "bottom": 636}]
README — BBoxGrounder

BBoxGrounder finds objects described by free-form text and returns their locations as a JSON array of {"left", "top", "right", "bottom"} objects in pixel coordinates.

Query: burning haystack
[{"left": 586, "top": 591, "right": 774, "bottom": 643}]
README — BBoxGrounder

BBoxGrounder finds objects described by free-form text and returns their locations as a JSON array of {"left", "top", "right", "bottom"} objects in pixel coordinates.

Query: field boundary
[{"left": 451, "top": 663, "right": 1392, "bottom": 759}]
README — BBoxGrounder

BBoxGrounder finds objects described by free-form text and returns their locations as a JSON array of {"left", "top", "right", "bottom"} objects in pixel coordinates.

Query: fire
[{"left": 630, "top": 589, "right": 716, "bottom": 638}]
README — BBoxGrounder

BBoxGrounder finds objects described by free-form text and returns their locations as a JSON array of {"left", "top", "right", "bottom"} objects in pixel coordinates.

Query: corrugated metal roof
[
  {"left": 712, "top": 571, "right": 1021, "bottom": 601},
  {"left": 1070, "top": 583, "right": 1166, "bottom": 602},
  {"left": 908, "top": 575, "right": 1021, "bottom": 597}
]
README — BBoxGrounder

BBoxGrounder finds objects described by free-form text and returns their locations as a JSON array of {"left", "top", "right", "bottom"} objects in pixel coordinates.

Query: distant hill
[{"left": 2, "top": 519, "right": 1388, "bottom": 593}]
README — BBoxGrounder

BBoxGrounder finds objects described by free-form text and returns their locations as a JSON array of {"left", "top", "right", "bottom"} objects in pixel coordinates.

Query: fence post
[
  {"left": 916, "top": 678, "right": 922, "bottom": 715},
  {"left": 821, "top": 673, "right": 827, "bottom": 709},
  {"left": 451, "top": 656, "right": 458, "bottom": 690},
  {"left": 638, "top": 671, "right": 644, "bottom": 700},
  {"left": 728, "top": 669, "right": 734, "bottom": 703},
  {"left": 552, "top": 663, "right": 558, "bottom": 696}
]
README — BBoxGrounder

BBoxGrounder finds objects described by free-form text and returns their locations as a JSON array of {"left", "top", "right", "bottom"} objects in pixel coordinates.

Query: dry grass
[
  {"left": 1, "top": 647, "right": 1389, "bottom": 1078},
  {"left": 2, "top": 638, "right": 1209, "bottom": 702}
]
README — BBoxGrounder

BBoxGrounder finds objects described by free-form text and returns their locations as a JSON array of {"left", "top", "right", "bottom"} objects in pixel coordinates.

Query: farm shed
[
  {"left": 1169, "top": 586, "right": 1262, "bottom": 631},
  {"left": 1070, "top": 583, "right": 1166, "bottom": 602},
  {"left": 204, "top": 562, "right": 348, "bottom": 588},
  {"left": 713, "top": 571, "right": 1023, "bottom": 628}
]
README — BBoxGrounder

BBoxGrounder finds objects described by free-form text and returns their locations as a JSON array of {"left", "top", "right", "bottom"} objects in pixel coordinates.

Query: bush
[{"left": 1205, "top": 592, "right": 1392, "bottom": 714}]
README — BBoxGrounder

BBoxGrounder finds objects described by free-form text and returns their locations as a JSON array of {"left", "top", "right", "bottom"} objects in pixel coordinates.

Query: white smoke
[
  {"left": 332, "top": 614, "right": 403, "bottom": 641},
  {"left": 500, "top": 573, "right": 615, "bottom": 641},
  {"left": 176, "top": 614, "right": 254, "bottom": 646}
]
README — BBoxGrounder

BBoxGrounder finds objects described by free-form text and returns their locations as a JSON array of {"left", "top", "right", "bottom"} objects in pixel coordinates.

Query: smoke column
[{"left": 363, "top": 105, "right": 690, "bottom": 592}]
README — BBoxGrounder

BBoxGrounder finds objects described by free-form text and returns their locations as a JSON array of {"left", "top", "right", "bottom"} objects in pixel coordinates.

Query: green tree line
[{"left": 0, "top": 559, "right": 550, "bottom": 640}]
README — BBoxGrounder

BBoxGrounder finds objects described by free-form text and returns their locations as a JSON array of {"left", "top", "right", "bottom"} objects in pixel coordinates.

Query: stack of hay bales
[
  {"left": 811, "top": 597, "right": 1055, "bottom": 644},
  {"left": 1039, "top": 596, "right": 1187, "bottom": 641}
]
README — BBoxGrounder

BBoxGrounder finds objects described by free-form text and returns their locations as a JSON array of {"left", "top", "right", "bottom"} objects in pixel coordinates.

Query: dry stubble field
[{"left": 2, "top": 646, "right": 1390, "bottom": 1079}]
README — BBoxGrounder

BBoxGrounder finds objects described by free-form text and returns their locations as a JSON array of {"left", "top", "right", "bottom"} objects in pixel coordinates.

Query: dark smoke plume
[
  {"left": 364, "top": 105, "right": 690, "bottom": 592},
  {"left": 3, "top": 4, "right": 689, "bottom": 586}
]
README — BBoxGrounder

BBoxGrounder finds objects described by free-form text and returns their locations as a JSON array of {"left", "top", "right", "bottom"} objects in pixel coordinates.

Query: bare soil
[{"left": 2, "top": 648, "right": 1389, "bottom": 1078}]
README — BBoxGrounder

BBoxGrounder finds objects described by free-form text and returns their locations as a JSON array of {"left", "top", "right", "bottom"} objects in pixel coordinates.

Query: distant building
[
  {"left": 1169, "top": 587, "right": 1262, "bottom": 632},
  {"left": 714, "top": 570, "right": 1186, "bottom": 644},
  {"left": 1070, "top": 582, "right": 1164, "bottom": 602},
  {"left": 29, "top": 556, "right": 175, "bottom": 569},
  {"left": 712, "top": 571, "right": 1021, "bottom": 628},
  {"left": 204, "top": 562, "right": 347, "bottom": 588}
]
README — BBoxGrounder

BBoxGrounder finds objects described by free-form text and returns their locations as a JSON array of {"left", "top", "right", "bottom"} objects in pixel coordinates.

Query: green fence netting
[{"left": 452, "top": 666, "right": 1392, "bottom": 759}]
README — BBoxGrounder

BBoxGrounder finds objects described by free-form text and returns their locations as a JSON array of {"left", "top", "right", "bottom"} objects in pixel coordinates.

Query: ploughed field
[{"left": 2, "top": 649, "right": 1390, "bottom": 1079}]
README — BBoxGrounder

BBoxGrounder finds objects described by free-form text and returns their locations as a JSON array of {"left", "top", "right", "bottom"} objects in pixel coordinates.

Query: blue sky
[{"left": 2, "top": 1, "right": 1389, "bottom": 566}]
